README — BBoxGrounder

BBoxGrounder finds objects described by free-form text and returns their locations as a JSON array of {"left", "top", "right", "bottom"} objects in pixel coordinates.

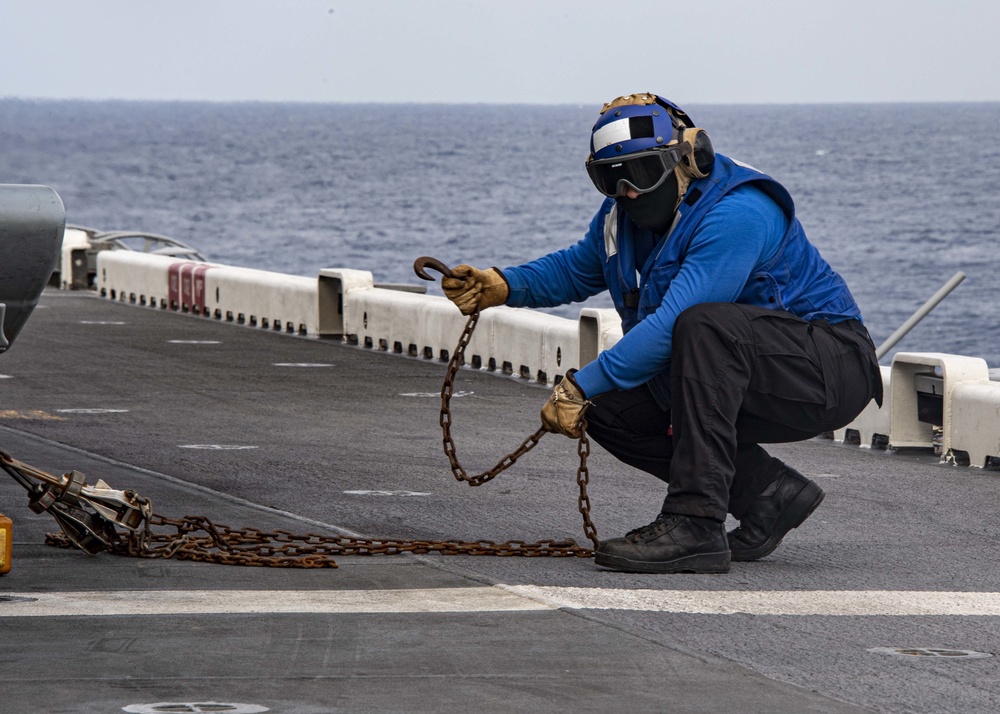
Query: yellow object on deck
[{"left": 0, "top": 513, "right": 12, "bottom": 574}]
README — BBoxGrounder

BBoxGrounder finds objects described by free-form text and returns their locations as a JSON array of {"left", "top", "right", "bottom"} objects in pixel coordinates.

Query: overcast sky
[{"left": 3, "top": 0, "right": 998, "bottom": 105}]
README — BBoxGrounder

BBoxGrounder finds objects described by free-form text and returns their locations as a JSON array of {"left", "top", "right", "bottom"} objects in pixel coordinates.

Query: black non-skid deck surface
[{"left": 1, "top": 291, "right": 998, "bottom": 713}]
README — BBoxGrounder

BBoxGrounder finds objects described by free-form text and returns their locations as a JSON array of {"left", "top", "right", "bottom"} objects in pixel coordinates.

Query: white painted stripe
[
  {"left": 5, "top": 587, "right": 1000, "bottom": 618},
  {"left": 56, "top": 408, "right": 129, "bottom": 414},
  {"left": 506, "top": 586, "right": 1000, "bottom": 616},
  {"left": 0, "top": 588, "right": 552, "bottom": 617},
  {"left": 124, "top": 703, "right": 268, "bottom": 714},
  {"left": 177, "top": 444, "right": 259, "bottom": 450},
  {"left": 273, "top": 363, "right": 332, "bottom": 367},
  {"left": 399, "top": 390, "right": 473, "bottom": 398},
  {"left": 342, "top": 489, "right": 432, "bottom": 496}
]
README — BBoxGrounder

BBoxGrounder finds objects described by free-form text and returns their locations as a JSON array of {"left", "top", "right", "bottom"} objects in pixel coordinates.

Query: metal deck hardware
[
  {"left": 0, "top": 512, "right": 11, "bottom": 574},
  {"left": 0, "top": 450, "right": 150, "bottom": 555}
]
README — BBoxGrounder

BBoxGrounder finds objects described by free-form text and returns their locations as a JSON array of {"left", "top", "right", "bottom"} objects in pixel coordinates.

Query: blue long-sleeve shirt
[{"left": 501, "top": 154, "right": 862, "bottom": 401}]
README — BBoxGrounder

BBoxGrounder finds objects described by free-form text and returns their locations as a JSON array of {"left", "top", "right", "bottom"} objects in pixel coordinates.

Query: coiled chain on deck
[
  {"left": 46, "top": 310, "right": 598, "bottom": 566},
  {"left": 47, "top": 511, "right": 592, "bottom": 568}
]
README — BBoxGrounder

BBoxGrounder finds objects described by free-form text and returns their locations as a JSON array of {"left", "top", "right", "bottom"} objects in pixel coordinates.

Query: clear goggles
[{"left": 586, "top": 145, "right": 687, "bottom": 198}]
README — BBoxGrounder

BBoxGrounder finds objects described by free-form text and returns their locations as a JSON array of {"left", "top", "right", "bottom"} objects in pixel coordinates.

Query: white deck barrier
[
  {"left": 59, "top": 228, "right": 92, "bottom": 290},
  {"left": 949, "top": 382, "right": 1000, "bottom": 468},
  {"left": 95, "top": 250, "right": 1000, "bottom": 469},
  {"left": 98, "top": 251, "right": 319, "bottom": 334},
  {"left": 204, "top": 265, "right": 318, "bottom": 334},
  {"left": 97, "top": 252, "right": 610, "bottom": 384},
  {"left": 334, "top": 276, "right": 581, "bottom": 382},
  {"left": 833, "top": 365, "right": 892, "bottom": 449},
  {"left": 834, "top": 352, "right": 1000, "bottom": 468},
  {"left": 98, "top": 250, "right": 181, "bottom": 309},
  {"left": 886, "top": 352, "right": 1000, "bottom": 468}
]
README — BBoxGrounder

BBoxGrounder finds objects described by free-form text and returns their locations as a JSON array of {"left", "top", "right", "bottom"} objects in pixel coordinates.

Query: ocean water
[{"left": 2, "top": 99, "right": 999, "bottom": 365}]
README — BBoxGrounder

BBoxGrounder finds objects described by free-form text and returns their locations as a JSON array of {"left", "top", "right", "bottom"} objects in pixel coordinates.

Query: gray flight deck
[{"left": 1, "top": 290, "right": 999, "bottom": 714}]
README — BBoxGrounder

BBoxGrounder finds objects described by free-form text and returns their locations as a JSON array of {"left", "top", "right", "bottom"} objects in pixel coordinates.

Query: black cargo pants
[{"left": 584, "top": 303, "right": 882, "bottom": 522}]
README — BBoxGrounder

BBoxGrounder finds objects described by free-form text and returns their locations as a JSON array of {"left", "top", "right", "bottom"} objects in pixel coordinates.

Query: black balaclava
[{"left": 617, "top": 170, "right": 679, "bottom": 235}]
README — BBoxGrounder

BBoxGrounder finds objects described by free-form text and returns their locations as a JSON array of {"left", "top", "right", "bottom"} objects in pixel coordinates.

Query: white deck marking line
[
  {"left": 0, "top": 588, "right": 552, "bottom": 617},
  {"left": 505, "top": 586, "right": 1000, "bottom": 616},
  {"left": 5, "top": 587, "right": 1000, "bottom": 618},
  {"left": 56, "top": 408, "right": 130, "bottom": 414},
  {"left": 342, "top": 489, "right": 433, "bottom": 496},
  {"left": 272, "top": 363, "right": 333, "bottom": 367}
]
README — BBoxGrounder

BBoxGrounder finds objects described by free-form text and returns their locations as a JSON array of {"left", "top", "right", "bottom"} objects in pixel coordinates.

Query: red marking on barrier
[
  {"left": 167, "top": 262, "right": 213, "bottom": 313},
  {"left": 168, "top": 263, "right": 183, "bottom": 308},
  {"left": 179, "top": 263, "right": 196, "bottom": 312},
  {"left": 192, "top": 265, "right": 212, "bottom": 315}
]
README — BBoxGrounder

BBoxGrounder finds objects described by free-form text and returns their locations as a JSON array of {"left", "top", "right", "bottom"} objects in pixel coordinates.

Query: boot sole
[
  {"left": 594, "top": 549, "right": 731, "bottom": 574},
  {"left": 730, "top": 481, "right": 825, "bottom": 562}
]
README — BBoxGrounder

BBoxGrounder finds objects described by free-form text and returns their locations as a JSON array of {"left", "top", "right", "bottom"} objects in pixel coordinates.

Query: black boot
[
  {"left": 727, "top": 466, "right": 825, "bottom": 562},
  {"left": 595, "top": 513, "right": 730, "bottom": 574}
]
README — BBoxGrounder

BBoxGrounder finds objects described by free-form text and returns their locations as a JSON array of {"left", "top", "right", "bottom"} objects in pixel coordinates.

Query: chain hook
[{"left": 413, "top": 256, "right": 457, "bottom": 281}]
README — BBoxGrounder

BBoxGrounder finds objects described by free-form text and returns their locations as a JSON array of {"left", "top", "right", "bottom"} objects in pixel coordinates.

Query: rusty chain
[
  {"left": 46, "top": 512, "right": 592, "bottom": 567},
  {"left": 438, "top": 308, "right": 599, "bottom": 550},
  {"left": 46, "top": 306, "right": 598, "bottom": 566}
]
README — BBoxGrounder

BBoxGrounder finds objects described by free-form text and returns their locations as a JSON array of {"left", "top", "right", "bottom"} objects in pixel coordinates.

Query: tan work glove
[
  {"left": 441, "top": 264, "right": 509, "bottom": 315},
  {"left": 541, "top": 370, "right": 591, "bottom": 439}
]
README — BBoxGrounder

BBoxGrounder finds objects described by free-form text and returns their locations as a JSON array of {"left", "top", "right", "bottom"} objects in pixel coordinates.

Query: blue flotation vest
[{"left": 600, "top": 154, "right": 862, "bottom": 334}]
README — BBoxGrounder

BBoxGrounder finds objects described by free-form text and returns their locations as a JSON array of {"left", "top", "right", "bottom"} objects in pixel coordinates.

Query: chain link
[
  {"left": 46, "top": 514, "right": 592, "bottom": 566},
  {"left": 45, "top": 309, "right": 599, "bottom": 566},
  {"left": 438, "top": 310, "right": 599, "bottom": 549}
]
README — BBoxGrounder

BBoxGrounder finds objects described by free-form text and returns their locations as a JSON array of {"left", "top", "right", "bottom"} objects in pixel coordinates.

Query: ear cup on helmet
[
  {"left": 654, "top": 96, "right": 696, "bottom": 130},
  {"left": 680, "top": 128, "right": 715, "bottom": 179}
]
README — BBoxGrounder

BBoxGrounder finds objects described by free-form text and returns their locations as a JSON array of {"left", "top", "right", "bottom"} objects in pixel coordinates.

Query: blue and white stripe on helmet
[{"left": 590, "top": 99, "right": 683, "bottom": 161}]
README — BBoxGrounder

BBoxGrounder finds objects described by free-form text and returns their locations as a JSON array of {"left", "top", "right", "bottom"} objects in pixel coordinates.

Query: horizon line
[{"left": 3, "top": 95, "right": 1000, "bottom": 108}]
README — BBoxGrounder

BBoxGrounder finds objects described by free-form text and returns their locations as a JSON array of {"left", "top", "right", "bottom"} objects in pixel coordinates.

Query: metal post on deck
[
  {"left": 0, "top": 304, "right": 8, "bottom": 352},
  {"left": 876, "top": 271, "right": 967, "bottom": 361}
]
